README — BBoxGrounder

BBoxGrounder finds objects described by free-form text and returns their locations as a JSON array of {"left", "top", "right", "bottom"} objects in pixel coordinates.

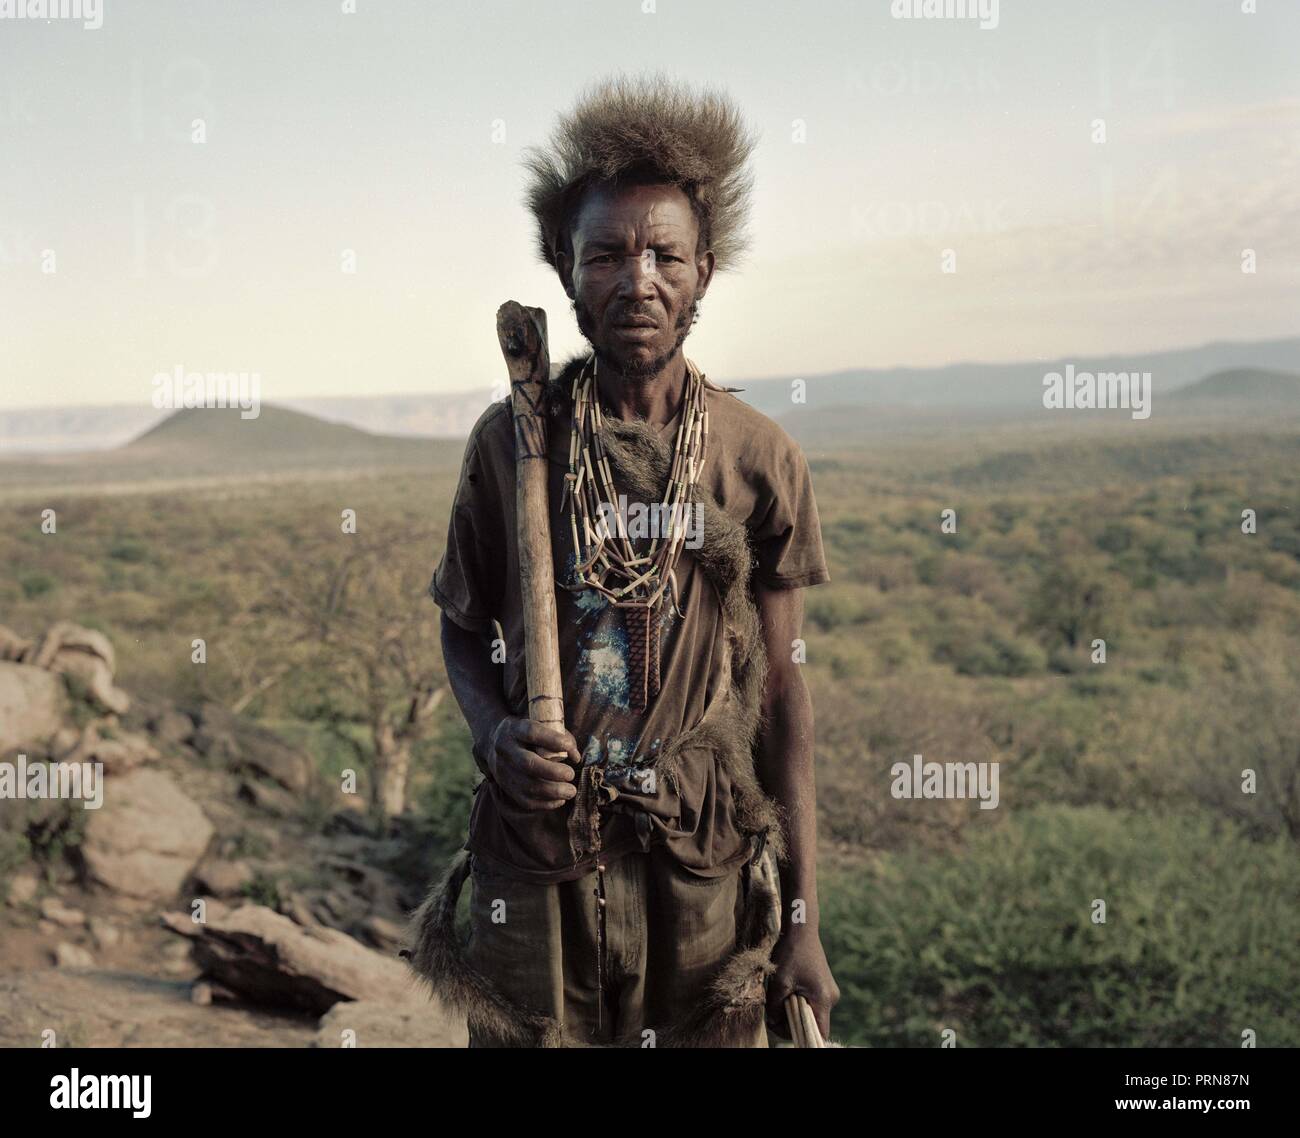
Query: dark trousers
[{"left": 465, "top": 847, "right": 770, "bottom": 1048}]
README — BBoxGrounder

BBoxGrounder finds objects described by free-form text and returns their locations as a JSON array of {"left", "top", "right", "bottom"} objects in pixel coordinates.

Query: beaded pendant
[{"left": 563, "top": 355, "right": 709, "bottom": 714}]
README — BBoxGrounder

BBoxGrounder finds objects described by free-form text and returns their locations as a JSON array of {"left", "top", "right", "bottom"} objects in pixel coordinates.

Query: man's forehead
[
  {"left": 580, "top": 220, "right": 691, "bottom": 247},
  {"left": 573, "top": 185, "right": 696, "bottom": 239}
]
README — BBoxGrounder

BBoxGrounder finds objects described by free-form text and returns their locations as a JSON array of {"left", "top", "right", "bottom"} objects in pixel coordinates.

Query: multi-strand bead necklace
[{"left": 561, "top": 353, "right": 710, "bottom": 713}]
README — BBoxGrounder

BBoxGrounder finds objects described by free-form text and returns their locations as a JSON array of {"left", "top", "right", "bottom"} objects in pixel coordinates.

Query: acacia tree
[{"left": 249, "top": 528, "right": 447, "bottom": 820}]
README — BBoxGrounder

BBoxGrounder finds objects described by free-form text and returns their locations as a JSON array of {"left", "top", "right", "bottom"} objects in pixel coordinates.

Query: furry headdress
[{"left": 523, "top": 75, "right": 758, "bottom": 273}]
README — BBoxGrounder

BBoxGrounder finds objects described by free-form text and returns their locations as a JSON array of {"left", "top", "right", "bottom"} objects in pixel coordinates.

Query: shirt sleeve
[
  {"left": 430, "top": 417, "right": 507, "bottom": 632},
  {"left": 749, "top": 436, "right": 831, "bottom": 590}
]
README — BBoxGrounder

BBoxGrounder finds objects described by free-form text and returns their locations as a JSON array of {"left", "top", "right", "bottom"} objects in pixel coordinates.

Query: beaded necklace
[{"left": 561, "top": 353, "right": 710, "bottom": 713}]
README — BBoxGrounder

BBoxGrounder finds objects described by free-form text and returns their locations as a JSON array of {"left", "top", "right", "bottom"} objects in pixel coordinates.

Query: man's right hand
[{"left": 486, "top": 716, "right": 582, "bottom": 811}]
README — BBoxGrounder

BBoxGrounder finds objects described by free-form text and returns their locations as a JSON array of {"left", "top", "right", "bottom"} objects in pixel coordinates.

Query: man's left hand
[{"left": 765, "top": 925, "right": 840, "bottom": 1042}]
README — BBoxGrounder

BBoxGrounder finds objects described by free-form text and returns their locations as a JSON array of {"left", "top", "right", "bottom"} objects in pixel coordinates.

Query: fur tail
[
  {"left": 400, "top": 850, "right": 564, "bottom": 1047},
  {"left": 656, "top": 842, "right": 783, "bottom": 1048}
]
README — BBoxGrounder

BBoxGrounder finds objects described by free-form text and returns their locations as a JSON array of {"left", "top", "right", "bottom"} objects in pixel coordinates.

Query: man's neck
[{"left": 596, "top": 352, "right": 687, "bottom": 428}]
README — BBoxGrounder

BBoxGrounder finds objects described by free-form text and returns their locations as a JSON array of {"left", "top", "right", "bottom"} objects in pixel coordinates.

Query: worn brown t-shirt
[{"left": 431, "top": 361, "right": 829, "bottom": 882}]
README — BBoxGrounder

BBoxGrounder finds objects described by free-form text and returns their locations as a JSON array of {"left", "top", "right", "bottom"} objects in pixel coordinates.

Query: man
[{"left": 404, "top": 76, "right": 838, "bottom": 1047}]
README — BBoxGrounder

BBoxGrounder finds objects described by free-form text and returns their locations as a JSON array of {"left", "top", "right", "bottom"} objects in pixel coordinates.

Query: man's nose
[{"left": 616, "top": 250, "right": 659, "bottom": 298}]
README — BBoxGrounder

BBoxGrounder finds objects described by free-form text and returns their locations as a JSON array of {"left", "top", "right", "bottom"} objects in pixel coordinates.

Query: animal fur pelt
[
  {"left": 400, "top": 850, "right": 564, "bottom": 1048},
  {"left": 523, "top": 75, "right": 757, "bottom": 273},
  {"left": 655, "top": 838, "right": 784, "bottom": 1048}
]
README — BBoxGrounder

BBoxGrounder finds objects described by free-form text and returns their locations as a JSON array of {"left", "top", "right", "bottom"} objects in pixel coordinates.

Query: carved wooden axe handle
[{"left": 496, "top": 301, "right": 566, "bottom": 740}]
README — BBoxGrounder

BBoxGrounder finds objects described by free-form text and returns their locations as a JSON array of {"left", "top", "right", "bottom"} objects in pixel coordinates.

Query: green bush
[
  {"left": 241, "top": 872, "right": 283, "bottom": 909},
  {"left": 821, "top": 806, "right": 1300, "bottom": 1047},
  {"left": 412, "top": 718, "right": 481, "bottom": 859},
  {"left": 20, "top": 571, "right": 55, "bottom": 599},
  {"left": 107, "top": 539, "right": 149, "bottom": 563},
  {"left": 0, "top": 829, "right": 32, "bottom": 882},
  {"left": 934, "top": 622, "right": 1046, "bottom": 677}
]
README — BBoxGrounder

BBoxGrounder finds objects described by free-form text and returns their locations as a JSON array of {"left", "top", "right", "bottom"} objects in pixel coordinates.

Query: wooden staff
[
  {"left": 496, "top": 301, "right": 566, "bottom": 743},
  {"left": 784, "top": 994, "right": 825, "bottom": 1048}
]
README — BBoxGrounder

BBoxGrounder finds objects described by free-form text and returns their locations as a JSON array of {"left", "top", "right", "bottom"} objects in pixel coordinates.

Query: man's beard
[{"left": 573, "top": 295, "right": 700, "bottom": 381}]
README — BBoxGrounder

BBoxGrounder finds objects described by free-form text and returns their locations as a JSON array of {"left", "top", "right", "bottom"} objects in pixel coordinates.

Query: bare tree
[{"left": 246, "top": 529, "right": 447, "bottom": 819}]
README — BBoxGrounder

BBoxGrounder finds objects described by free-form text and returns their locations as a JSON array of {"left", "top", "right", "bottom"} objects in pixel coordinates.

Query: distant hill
[
  {"left": 0, "top": 403, "right": 465, "bottom": 500},
  {"left": 1169, "top": 368, "right": 1300, "bottom": 404},
  {"left": 732, "top": 336, "right": 1300, "bottom": 418},
  {"left": 0, "top": 391, "right": 498, "bottom": 455},
  {"left": 782, "top": 364, "right": 1300, "bottom": 449},
  {"left": 124, "top": 404, "right": 432, "bottom": 460}
]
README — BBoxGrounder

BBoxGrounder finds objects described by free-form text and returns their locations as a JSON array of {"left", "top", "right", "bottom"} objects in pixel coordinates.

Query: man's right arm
[{"left": 440, "top": 613, "right": 581, "bottom": 810}]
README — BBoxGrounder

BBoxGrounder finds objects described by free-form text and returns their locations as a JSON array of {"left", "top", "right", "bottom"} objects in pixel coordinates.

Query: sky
[{"left": 1, "top": 0, "right": 1297, "bottom": 411}]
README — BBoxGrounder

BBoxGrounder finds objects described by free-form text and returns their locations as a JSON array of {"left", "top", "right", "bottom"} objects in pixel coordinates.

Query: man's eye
[{"left": 590, "top": 254, "right": 618, "bottom": 264}]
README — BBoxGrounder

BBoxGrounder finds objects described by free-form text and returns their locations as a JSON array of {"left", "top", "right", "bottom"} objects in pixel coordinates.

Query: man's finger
[
  {"left": 507, "top": 747, "right": 576, "bottom": 783},
  {"left": 497, "top": 774, "right": 570, "bottom": 811},
  {"left": 518, "top": 721, "right": 582, "bottom": 765},
  {"left": 765, "top": 976, "right": 795, "bottom": 1037},
  {"left": 498, "top": 762, "right": 575, "bottom": 801},
  {"left": 518, "top": 776, "right": 576, "bottom": 801}
]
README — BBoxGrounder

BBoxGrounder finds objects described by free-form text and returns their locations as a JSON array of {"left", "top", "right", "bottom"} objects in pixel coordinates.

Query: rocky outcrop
[
  {"left": 0, "top": 620, "right": 138, "bottom": 753},
  {"left": 5, "top": 869, "right": 40, "bottom": 908},
  {"left": 0, "top": 660, "right": 67, "bottom": 753},
  {"left": 164, "top": 903, "right": 416, "bottom": 1015},
  {"left": 0, "top": 624, "right": 34, "bottom": 660},
  {"left": 193, "top": 703, "right": 314, "bottom": 793},
  {"left": 55, "top": 721, "right": 160, "bottom": 774},
  {"left": 193, "top": 858, "right": 254, "bottom": 898},
  {"left": 0, "top": 620, "right": 467, "bottom": 1046},
  {"left": 81, "top": 768, "right": 215, "bottom": 900},
  {"left": 6, "top": 621, "right": 131, "bottom": 715},
  {"left": 53, "top": 942, "right": 95, "bottom": 969},
  {"left": 39, "top": 898, "right": 86, "bottom": 928},
  {"left": 149, "top": 709, "right": 195, "bottom": 747},
  {"left": 237, "top": 778, "right": 298, "bottom": 817}
]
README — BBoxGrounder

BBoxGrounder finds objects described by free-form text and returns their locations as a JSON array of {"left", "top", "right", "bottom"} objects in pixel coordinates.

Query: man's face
[{"left": 559, "top": 182, "right": 715, "bottom": 379}]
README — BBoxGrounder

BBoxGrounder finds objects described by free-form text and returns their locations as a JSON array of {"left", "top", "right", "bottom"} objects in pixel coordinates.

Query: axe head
[{"left": 496, "top": 301, "right": 550, "bottom": 386}]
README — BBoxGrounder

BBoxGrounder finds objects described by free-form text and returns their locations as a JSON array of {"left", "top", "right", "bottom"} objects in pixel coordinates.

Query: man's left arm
[{"left": 754, "top": 582, "right": 840, "bottom": 1040}]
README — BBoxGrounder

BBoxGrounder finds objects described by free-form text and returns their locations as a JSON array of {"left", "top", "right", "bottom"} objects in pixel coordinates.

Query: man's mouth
[
  {"left": 612, "top": 326, "right": 658, "bottom": 343},
  {"left": 613, "top": 316, "right": 659, "bottom": 329}
]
